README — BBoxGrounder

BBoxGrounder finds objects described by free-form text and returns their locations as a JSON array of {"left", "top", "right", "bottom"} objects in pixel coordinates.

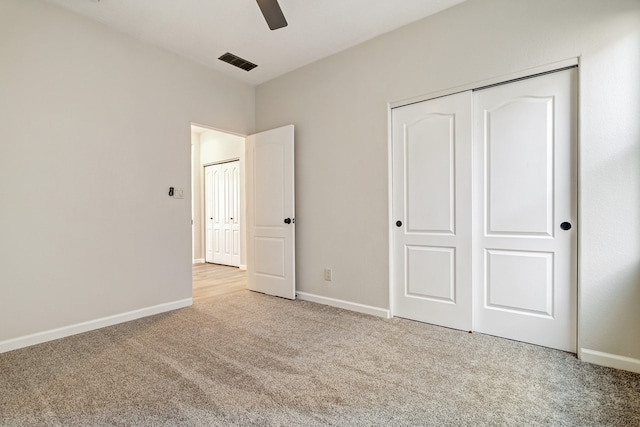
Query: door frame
[{"left": 387, "top": 57, "right": 581, "bottom": 353}]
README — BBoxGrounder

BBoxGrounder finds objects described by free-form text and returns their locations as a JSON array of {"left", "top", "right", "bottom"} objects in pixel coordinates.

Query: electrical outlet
[
  {"left": 324, "top": 268, "right": 332, "bottom": 281},
  {"left": 173, "top": 188, "right": 184, "bottom": 199}
]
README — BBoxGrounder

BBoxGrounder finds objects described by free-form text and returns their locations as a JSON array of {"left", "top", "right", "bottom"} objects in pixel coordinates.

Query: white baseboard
[
  {"left": 239, "top": 264, "right": 247, "bottom": 271},
  {"left": 193, "top": 258, "right": 205, "bottom": 264},
  {"left": 0, "top": 298, "right": 193, "bottom": 354},
  {"left": 580, "top": 348, "right": 640, "bottom": 374},
  {"left": 296, "top": 292, "right": 390, "bottom": 319}
]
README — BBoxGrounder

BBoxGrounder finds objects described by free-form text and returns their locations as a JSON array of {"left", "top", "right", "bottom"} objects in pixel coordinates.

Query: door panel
[
  {"left": 255, "top": 143, "right": 285, "bottom": 226},
  {"left": 486, "top": 97, "right": 553, "bottom": 236},
  {"left": 247, "top": 125, "right": 295, "bottom": 300},
  {"left": 485, "top": 249, "right": 553, "bottom": 317},
  {"left": 406, "top": 246, "right": 455, "bottom": 302},
  {"left": 473, "top": 68, "right": 577, "bottom": 352},
  {"left": 407, "top": 115, "right": 455, "bottom": 234},
  {"left": 254, "top": 237, "right": 286, "bottom": 277},
  {"left": 392, "top": 91, "right": 473, "bottom": 331}
]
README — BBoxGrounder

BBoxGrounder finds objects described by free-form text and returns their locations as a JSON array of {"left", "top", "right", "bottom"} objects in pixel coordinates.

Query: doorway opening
[
  {"left": 191, "top": 124, "right": 246, "bottom": 270},
  {"left": 191, "top": 124, "right": 247, "bottom": 297},
  {"left": 190, "top": 123, "right": 296, "bottom": 301}
]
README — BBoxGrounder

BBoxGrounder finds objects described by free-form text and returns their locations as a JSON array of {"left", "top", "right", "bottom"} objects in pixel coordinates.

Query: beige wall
[
  {"left": 0, "top": 0, "right": 254, "bottom": 345},
  {"left": 192, "top": 129, "right": 246, "bottom": 266},
  {"left": 256, "top": 0, "right": 640, "bottom": 362}
]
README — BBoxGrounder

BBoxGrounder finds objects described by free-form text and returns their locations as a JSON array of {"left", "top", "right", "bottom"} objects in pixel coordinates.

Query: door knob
[
  {"left": 284, "top": 218, "right": 292, "bottom": 224},
  {"left": 396, "top": 220, "right": 402, "bottom": 227},
  {"left": 560, "top": 222, "right": 572, "bottom": 231}
]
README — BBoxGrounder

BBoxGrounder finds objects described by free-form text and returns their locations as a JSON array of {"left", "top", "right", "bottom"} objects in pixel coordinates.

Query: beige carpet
[{"left": 1, "top": 290, "right": 639, "bottom": 426}]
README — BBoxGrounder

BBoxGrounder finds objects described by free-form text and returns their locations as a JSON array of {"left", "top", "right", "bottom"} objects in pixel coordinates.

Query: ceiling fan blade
[{"left": 256, "top": 0, "right": 288, "bottom": 30}]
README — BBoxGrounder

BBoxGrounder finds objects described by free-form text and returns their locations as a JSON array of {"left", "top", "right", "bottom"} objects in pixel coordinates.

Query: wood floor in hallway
[{"left": 192, "top": 263, "right": 247, "bottom": 301}]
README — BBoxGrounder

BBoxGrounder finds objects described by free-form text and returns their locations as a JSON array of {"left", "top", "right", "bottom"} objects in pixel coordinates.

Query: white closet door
[
  {"left": 205, "top": 161, "right": 241, "bottom": 267},
  {"left": 392, "top": 91, "right": 473, "bottom": 331},
  {"left": 220, "top": 161, "right": 241, "bottom": 267},
  {"left": 228, "top": 161, "right": 241, "bottom": 267},
  {"left": 204, "top": 165, "right": 218, "bottom": 264},
  {"left": 473, "top": 69, "right": 577, "bottom": 352}
]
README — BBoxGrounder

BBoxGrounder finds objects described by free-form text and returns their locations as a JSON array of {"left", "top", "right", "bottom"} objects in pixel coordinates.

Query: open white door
[{"left": 246, "top": 125, "right": 295, "bottom": 299}]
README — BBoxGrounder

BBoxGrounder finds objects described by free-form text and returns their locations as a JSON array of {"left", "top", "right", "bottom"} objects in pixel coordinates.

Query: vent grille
[{"left": 218, "top": 52, "right": 258, "bottom": 72}]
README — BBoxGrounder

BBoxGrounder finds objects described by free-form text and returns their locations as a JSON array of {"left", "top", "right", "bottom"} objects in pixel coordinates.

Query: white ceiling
[{"left": 44, "top": 0, "right": 466, "bottom": 86}]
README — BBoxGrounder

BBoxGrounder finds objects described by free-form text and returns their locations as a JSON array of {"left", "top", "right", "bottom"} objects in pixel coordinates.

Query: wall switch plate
[
  {"left": 174, "top": 188, "right": 184, "bottom": 199},
  {"left": 324, "top": 268, "right": 332, "bottom": 281}
]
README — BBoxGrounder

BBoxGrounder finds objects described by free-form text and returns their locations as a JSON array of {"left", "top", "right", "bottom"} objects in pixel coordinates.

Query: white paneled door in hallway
[
  {"left": 473, "top": 69, "right": 577, "bottom": 352},
  {"left": 205, "top": 161, "right": 241, "bottom": 267},
  {"left": 392, "top": 68, "right": 577, "bottom": 352},
  {"left": 392, "top": 91, "right": 473, "bottom": 331}
]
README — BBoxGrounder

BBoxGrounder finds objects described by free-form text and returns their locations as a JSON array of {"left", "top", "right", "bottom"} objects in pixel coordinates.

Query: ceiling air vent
[{"left": 218, "top": 52, "right": 258, "bottom": 72}]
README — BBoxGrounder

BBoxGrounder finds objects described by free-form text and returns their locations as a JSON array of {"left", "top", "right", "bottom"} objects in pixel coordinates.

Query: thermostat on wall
[{"left": 169, "top": 187, "right": 184, "bottom": 199}]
